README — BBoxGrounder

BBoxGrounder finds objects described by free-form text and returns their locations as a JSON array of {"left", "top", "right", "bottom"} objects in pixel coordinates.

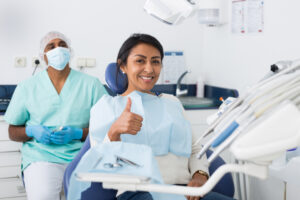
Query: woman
[
  {"left": 70, "top": 34, "right": 234, "bottom": 200},
  {"left": 4, "top": 31, "right": 107, "bottom": 200}
]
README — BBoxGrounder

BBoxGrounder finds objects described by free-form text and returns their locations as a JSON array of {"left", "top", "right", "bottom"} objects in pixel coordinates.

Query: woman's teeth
[{"left": 140, "top": 76, "right": 153, "bottom": 80}]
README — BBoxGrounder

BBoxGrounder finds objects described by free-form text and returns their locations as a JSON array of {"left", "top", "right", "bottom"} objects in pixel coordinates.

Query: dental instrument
[
  {"left": 206, "top": 79, "right": 300, "bottom": 162},
  {"left": 103, "top": 155, "right": 142, "bottom": 169},
  {"left": 212, "top": 81, "right": 300, "bottom": 147},
  {"left": 52, "top": 126, "right": 63, "bottom": 133},
  {"left": 104, "top": 162, "right": 123, "bottom": 169},
  {"left": 208, "top": 91, "right": 300, "bottom": 163},
  {"left": 195, "top": 59, "right": 300, "bottom": 149},
  {"left": 196, "top": 62, "right": 300, "bottom": 159},
  {"left": 116, "top": 155, "right": 143, "bottom": 168}
]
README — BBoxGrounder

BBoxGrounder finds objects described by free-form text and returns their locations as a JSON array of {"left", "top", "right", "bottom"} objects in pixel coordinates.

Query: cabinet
[
  {"left": 0, "top": 117, "right": 26, "bottom": 199},
  {"left": 185, "top": 109, "right": 217, "bottom": 138}
]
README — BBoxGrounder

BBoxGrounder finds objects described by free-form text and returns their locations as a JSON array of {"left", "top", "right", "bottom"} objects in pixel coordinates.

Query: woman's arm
[
  {"left": 185, "top": 114, "right": 210, "bottom": 200},
  {"left": 188, "top": 133, "right": 210, "bottom": 177}
]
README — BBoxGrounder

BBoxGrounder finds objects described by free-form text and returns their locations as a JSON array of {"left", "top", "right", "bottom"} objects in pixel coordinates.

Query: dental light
[
  {"left": 144, "top": 0, "right": 195, "bottom": 25},
  {"left": 144, "top": 0, "right": 227, "bottom": 26}
]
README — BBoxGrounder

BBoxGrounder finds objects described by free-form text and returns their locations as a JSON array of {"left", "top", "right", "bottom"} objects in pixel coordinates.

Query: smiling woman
[
  {"left": 116, "top": 33, "right": 164, "bottom": 96},
  {"left": 120, "top": 43, "right": 162, "bottom": 95}
]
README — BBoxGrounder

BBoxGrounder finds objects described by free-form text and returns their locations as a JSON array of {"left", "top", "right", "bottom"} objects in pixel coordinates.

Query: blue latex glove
[
  {"left": 25, "top": 125, "right": 52, "bottom": 145},
  {"left": 50, "top": 126, "right": 83, "bottom": 145}
]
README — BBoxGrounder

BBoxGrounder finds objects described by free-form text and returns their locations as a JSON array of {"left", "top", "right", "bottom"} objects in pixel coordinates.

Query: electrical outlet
[
  {"left": 32, "top": 57, "right": 40, "bottom": 67},
  {"left": 86, "top": 58, "right": 96, "bottom": 67},
  {"left": 14, "top": 57, "right": 27, "bottom": 67},
  {"left": 77, "top": 58, "right": 86, "bottom": 68}
]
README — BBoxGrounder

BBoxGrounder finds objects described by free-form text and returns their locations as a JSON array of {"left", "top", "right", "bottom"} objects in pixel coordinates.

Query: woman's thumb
[{"left": 124, "top": 97, "right": 132, "bottom": 112}]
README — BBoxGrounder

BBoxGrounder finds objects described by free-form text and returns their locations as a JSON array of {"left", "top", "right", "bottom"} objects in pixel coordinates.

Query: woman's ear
[
  {"left": 120, "top": 66, "right": 126, "bottom": 74},
  {"left": 118, "top": 60, "right": 126, "bottom": 74}
]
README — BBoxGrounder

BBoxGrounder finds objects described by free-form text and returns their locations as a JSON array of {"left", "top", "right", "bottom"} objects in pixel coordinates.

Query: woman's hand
[
  {"left": 108, "top": 97, "right": 143, "bottom": 141},
  {"left": 185, "top": 173, "right": 208, "bottom": 200}
]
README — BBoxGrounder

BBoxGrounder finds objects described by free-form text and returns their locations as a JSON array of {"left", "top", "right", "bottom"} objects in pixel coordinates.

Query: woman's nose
[{"left": 144, "top": 62, "right": 154, "bottom": 73}]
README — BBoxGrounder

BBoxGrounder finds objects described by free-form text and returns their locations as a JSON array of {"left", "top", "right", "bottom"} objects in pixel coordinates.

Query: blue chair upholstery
[
  {"left": 206, "top": 149, "right": 234, "bottom": 197},
  {"left": 105, "top": 62, "right": 128, "bottom": 95},
  {"left": 63, "top": 62, "right": 235, "bottom": 198},
  {"left": 63, "top": 136, "right": 91, "bottom": 197}
]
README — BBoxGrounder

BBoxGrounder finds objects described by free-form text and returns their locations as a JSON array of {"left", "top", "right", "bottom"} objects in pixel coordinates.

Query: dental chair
[{"left": 63, "top": 63, "right": 235, "bottom": 198}]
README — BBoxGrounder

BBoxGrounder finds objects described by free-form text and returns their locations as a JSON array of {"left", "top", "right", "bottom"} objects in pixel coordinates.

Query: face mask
[{"left": 46, "top": 47, "right": 70, "bottom": 71}]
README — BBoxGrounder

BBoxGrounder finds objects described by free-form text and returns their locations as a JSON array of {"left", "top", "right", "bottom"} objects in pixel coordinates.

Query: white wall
[
  {"left": 199, "top": 0, "right": 300, "bottom": 93},
  {"left": 0, "top": 0, "right": 205, "bottom": 85},
  {"left": 1, "top": 0, "right": 300, "bottom": 94}
]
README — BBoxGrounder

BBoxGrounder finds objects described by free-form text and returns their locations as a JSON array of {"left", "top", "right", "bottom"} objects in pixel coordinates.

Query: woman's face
[{"left": 121, "top": 43, "right": 162, "bottom": 94}]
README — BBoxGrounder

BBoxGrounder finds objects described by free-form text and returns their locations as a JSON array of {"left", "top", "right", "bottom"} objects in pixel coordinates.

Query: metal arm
[{"left": 97, "top": 163, "right": 268, "bottom": 196}]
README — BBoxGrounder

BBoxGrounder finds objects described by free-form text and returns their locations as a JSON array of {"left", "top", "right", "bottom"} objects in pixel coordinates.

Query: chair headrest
[{"left": 105, "top": 62, "right": 128, "bottom": 95}]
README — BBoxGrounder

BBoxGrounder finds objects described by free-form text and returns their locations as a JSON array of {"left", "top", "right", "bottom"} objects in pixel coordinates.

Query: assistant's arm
[
  {"left": 5, "top": 84, "right": 30, "bottom": 142},
  {"left": 81, "top": 128, "right": 89, "bottom": 141},
  {"left": 8, "top": 125, "right": 31, "bottom": 142}
]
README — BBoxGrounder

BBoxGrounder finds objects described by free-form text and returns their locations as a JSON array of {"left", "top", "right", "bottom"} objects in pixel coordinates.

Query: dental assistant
[{"left": 4, "top": 31, "right": 107, "bottom": 200}]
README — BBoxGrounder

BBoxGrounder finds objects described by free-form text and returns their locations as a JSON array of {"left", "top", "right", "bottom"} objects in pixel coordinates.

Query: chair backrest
[{"left": 105, "top": 62, "right": 127, "bottom": 95}]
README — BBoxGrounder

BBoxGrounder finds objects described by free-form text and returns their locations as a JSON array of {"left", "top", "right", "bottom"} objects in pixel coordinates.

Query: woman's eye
[
  {"left": 136, "top": 59, "right": 145, "bottom": 64},
  {"left": 152, "top": 60, "right": 161, "bottom": 64}
]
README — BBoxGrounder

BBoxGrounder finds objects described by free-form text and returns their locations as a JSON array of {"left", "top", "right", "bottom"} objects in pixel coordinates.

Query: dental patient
[{"left": 68, "top": 34, "right": 234, "bottom": 200}]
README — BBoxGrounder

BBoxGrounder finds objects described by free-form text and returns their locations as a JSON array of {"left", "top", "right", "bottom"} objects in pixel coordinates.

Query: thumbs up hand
[{"left": 108, "top": 97, "right": 143, "bottom": 141}]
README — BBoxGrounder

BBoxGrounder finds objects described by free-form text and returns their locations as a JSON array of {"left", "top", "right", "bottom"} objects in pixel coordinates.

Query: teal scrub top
[{"left": 4, "top": 69, "right": 107, "bottom": 170}]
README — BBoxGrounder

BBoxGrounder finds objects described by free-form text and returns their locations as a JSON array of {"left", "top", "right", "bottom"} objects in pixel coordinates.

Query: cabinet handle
[
  {"left": 17, "top": 185, "right": 26, "bottom": 194},
  {"left": 0, "top": 150, "right": 21, "bottom": 153},
  {"left": 0, "top": 175, "right": 19, "bottom": 179}
]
